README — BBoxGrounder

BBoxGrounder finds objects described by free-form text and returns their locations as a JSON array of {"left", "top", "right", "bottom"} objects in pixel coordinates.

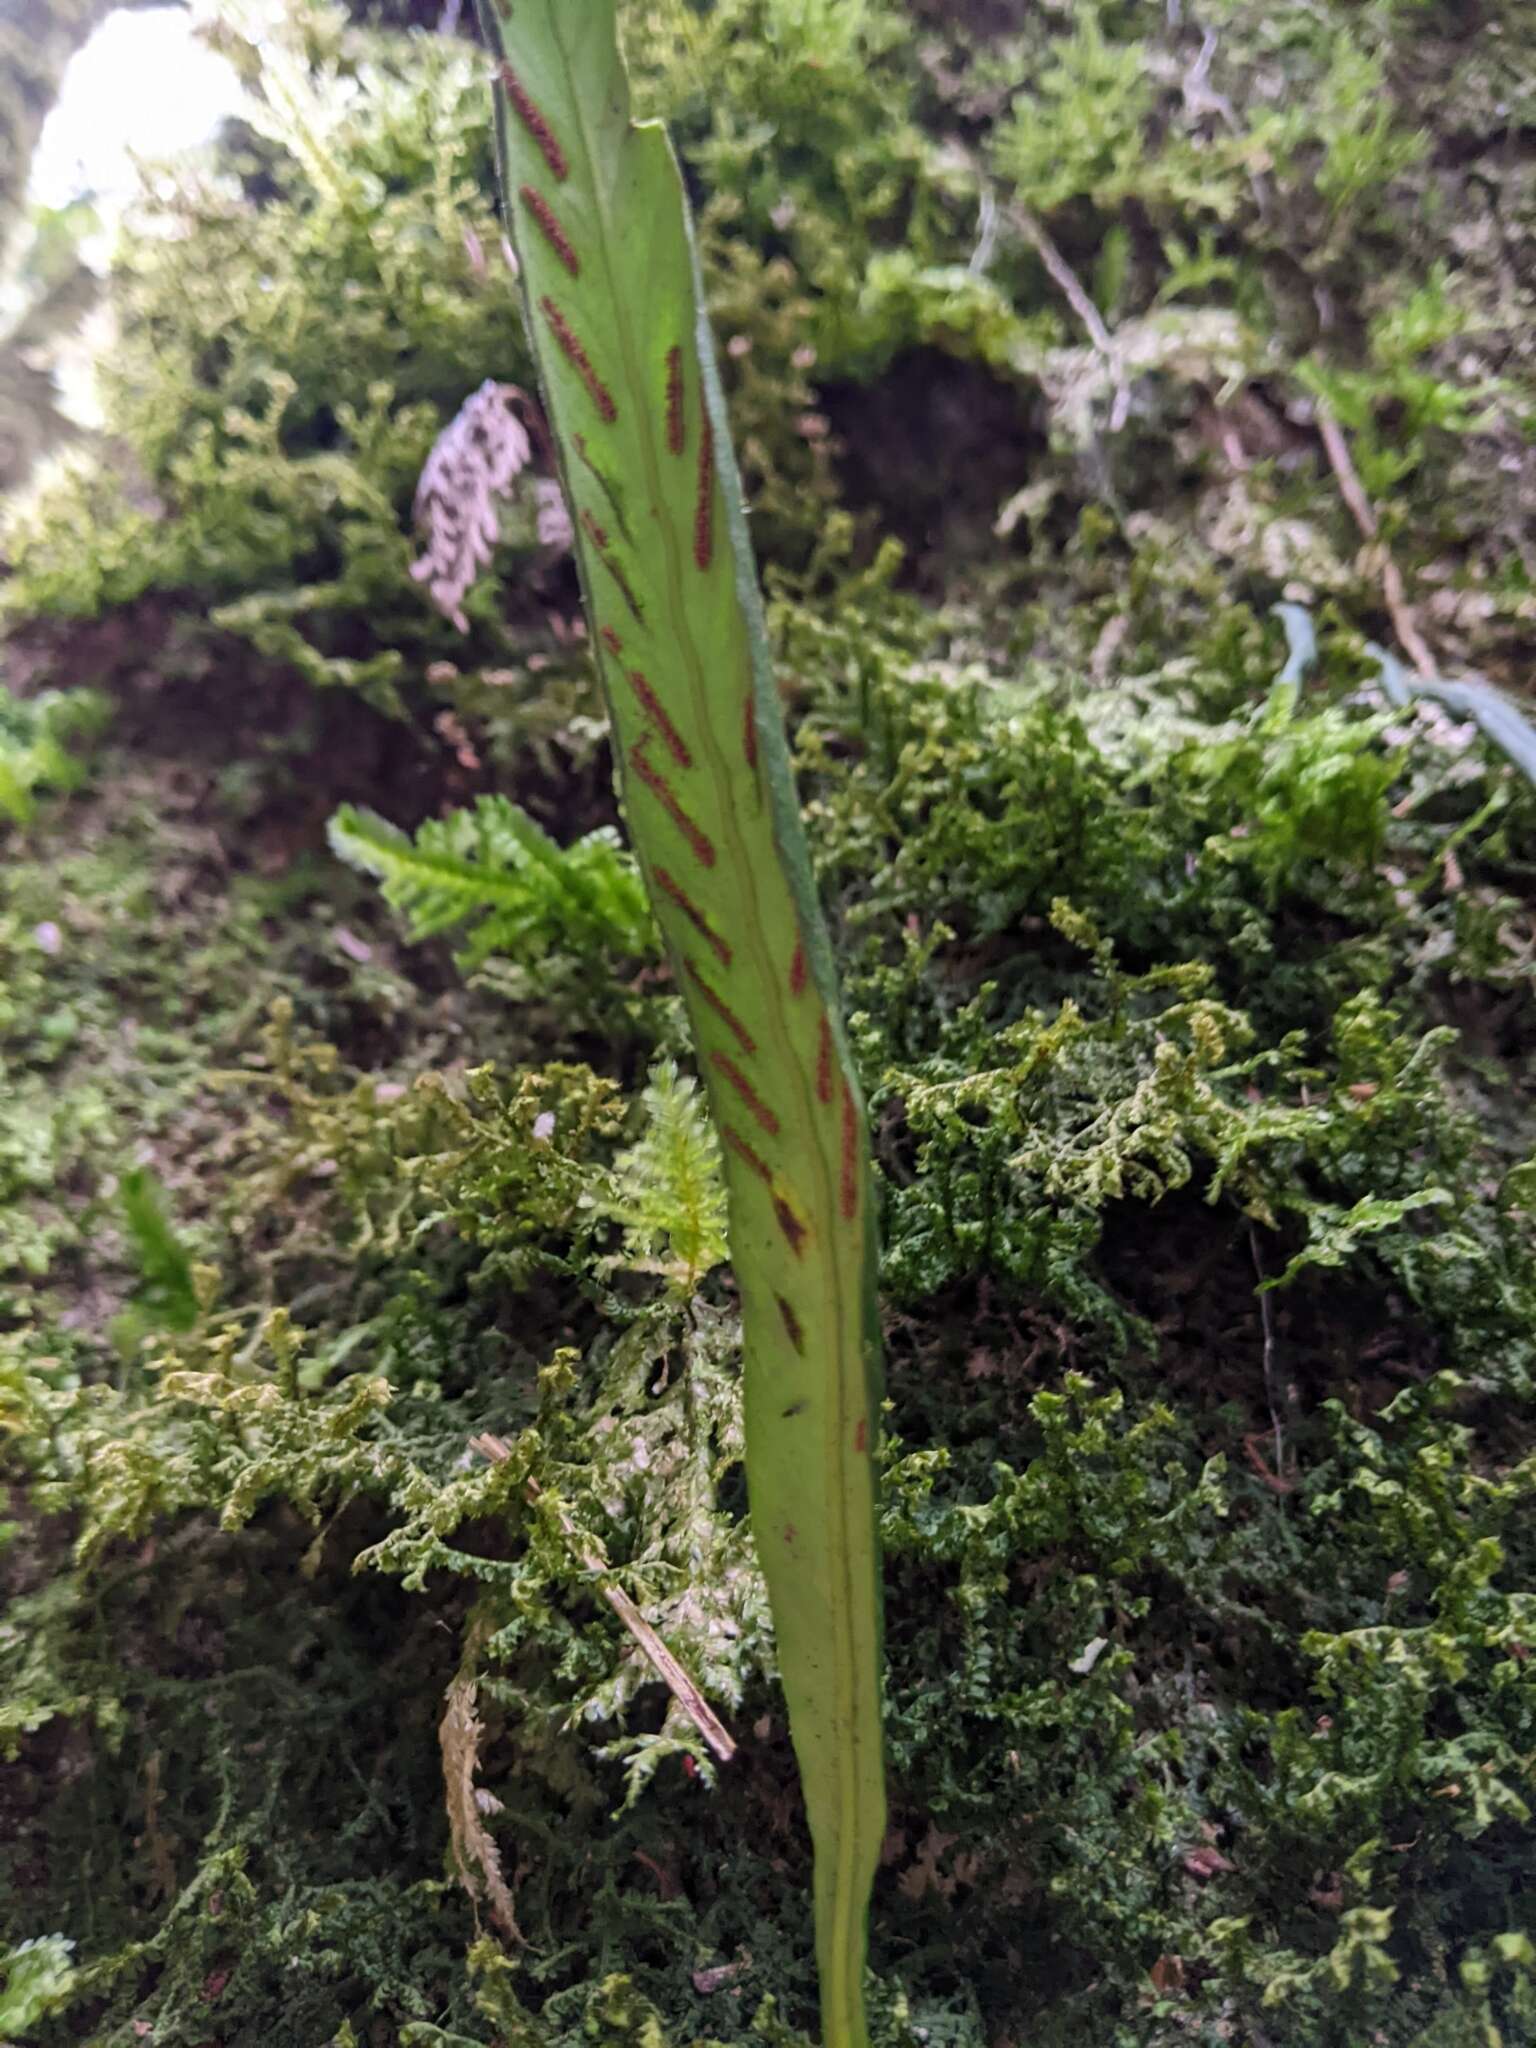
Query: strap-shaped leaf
[{"left": 470, "top": 4, "right": 885, "bottom": 2038}]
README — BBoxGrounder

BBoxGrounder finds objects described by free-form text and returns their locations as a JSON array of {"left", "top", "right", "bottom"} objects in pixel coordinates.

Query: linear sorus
[
  {"left": 694, "top": 411, "right": 714, "bottom": 570},
  {"left": 711, "top": 1051, "right": 780, "bottom": 1137},
  {"left": 665, "top": 345, "right": 685, "bottom": 456},
  {"left": 518, "top": 184, "right": 578, "bottom": 274},
  {"left": 598, "top": 550, "right": 644, "bottom": 621},
  {"left": 630, "top": 742, "right": 715, "bottom": 866},
  {"left": 721, "top": 1123, "right": 772, "bottom": 1184},
  {"left": 579, "top": 506, "right": 611, "bottom": 552},
  {"left": 685, "top": 959, "right": 756, "bottom": 1055},
  {"left": 816, "top": 1016, "right": 833, "bottom": 1105},
  {"left": 599, "top": 625, "right": 623, "bottom": 656},
  {"left": 573, "top": 434, "right": 630, "bottom": 537},
  {"left": 627, "top": 668, "right": 692, "bottom": 769},
  {"left": 539, "top": 296, "right": 617, "bottom": 422},
  {"left": 653, "top": 866, "right": 730, "bottom": 965},
  {"left": 498, "top": 63, "right": 567, "bottom": 181},
  {"left": 853, "top": 1417, "right": 868, "bottom": 1453},
  {"left": 743, "top": 691, "right": 759, "bottom": 772},
  {"left": 840, "top": 1079, "right": 859, "bottom": 1221},
  {"left": 777, "top": 1295, "right": 805, "bottom": 1353},
  {"left": 773, "top": 1194, "right": 808, "bottom": 1257},
  {"left": 788, "top": 940, "right": 807, "bottom": 997}
]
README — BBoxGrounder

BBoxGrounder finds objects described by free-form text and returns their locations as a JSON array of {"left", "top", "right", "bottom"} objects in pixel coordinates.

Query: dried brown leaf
[
  {"left": 440, "top": 1668, "right": 521, "bottom": 1944},
  {"left": 1150, "top": 1953, "right": 1185, "bottom": 1995}
]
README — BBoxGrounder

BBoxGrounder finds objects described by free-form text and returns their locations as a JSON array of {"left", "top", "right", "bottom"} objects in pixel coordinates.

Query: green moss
[{"left": 5, "top": 569, "right": 1535, "bottom": 2043}]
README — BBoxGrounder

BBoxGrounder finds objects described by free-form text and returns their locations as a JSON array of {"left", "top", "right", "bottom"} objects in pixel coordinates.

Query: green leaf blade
[{"left": 472, "top": 5, "right": 885, "bottom": 2037}]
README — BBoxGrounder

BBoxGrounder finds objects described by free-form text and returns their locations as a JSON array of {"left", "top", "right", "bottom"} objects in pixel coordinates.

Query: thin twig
[
  {"left": 1248, "top": 1227, "right": 1288, "bottom": 1483},
  {"left": 1010, "top": 202, "right": 1130, "bottom": 431},
  {"left": 970, "top": 181, "right": 1000, "bottom": 278},
  {"left": 1314, "top": 407, "right": 1437, "bottom": 679},
  {"left": 1011, "top": 202, "right": 1114, "bottom": 356},
  {"left": 1182, "top": 28, "right": 1235, "bottom": 126},
  {"left": 469, "top": 1432, "right": 737, "bottom": 1764}
]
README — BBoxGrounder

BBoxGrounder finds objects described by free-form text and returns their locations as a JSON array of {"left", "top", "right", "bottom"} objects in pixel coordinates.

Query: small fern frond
[
  {"left": 607, "top": 1060, "right": 728, "bottom": 1292},
  {"left": 328, "top": 796, "right": 655, "bottom": 971},
  {"left": 118, "top": 1169, "right": 200, "bottom": 1334}
]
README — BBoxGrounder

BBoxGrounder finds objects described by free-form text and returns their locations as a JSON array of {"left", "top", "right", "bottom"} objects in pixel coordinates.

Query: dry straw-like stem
[
  {"left": 468, "top": 1432, "right": 737, "bottom": 1764},
  {"left": 1314, "top": 406, "right": 1437, "bottom": 679},
  {"left": 1010, "top": 201, "right": 1130, "bottom": 431}
]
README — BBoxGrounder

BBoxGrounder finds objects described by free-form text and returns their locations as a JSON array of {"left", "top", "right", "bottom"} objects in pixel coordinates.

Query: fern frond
[
  {"left": 118, "top": 1169, "right": 200, "bottom": 1334},
  {"left": 607, "top": 1060, "right": 728, "bottom": 1292},
  {"left": 328, "top": 795, "right": 655, "bottom": 971}
]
